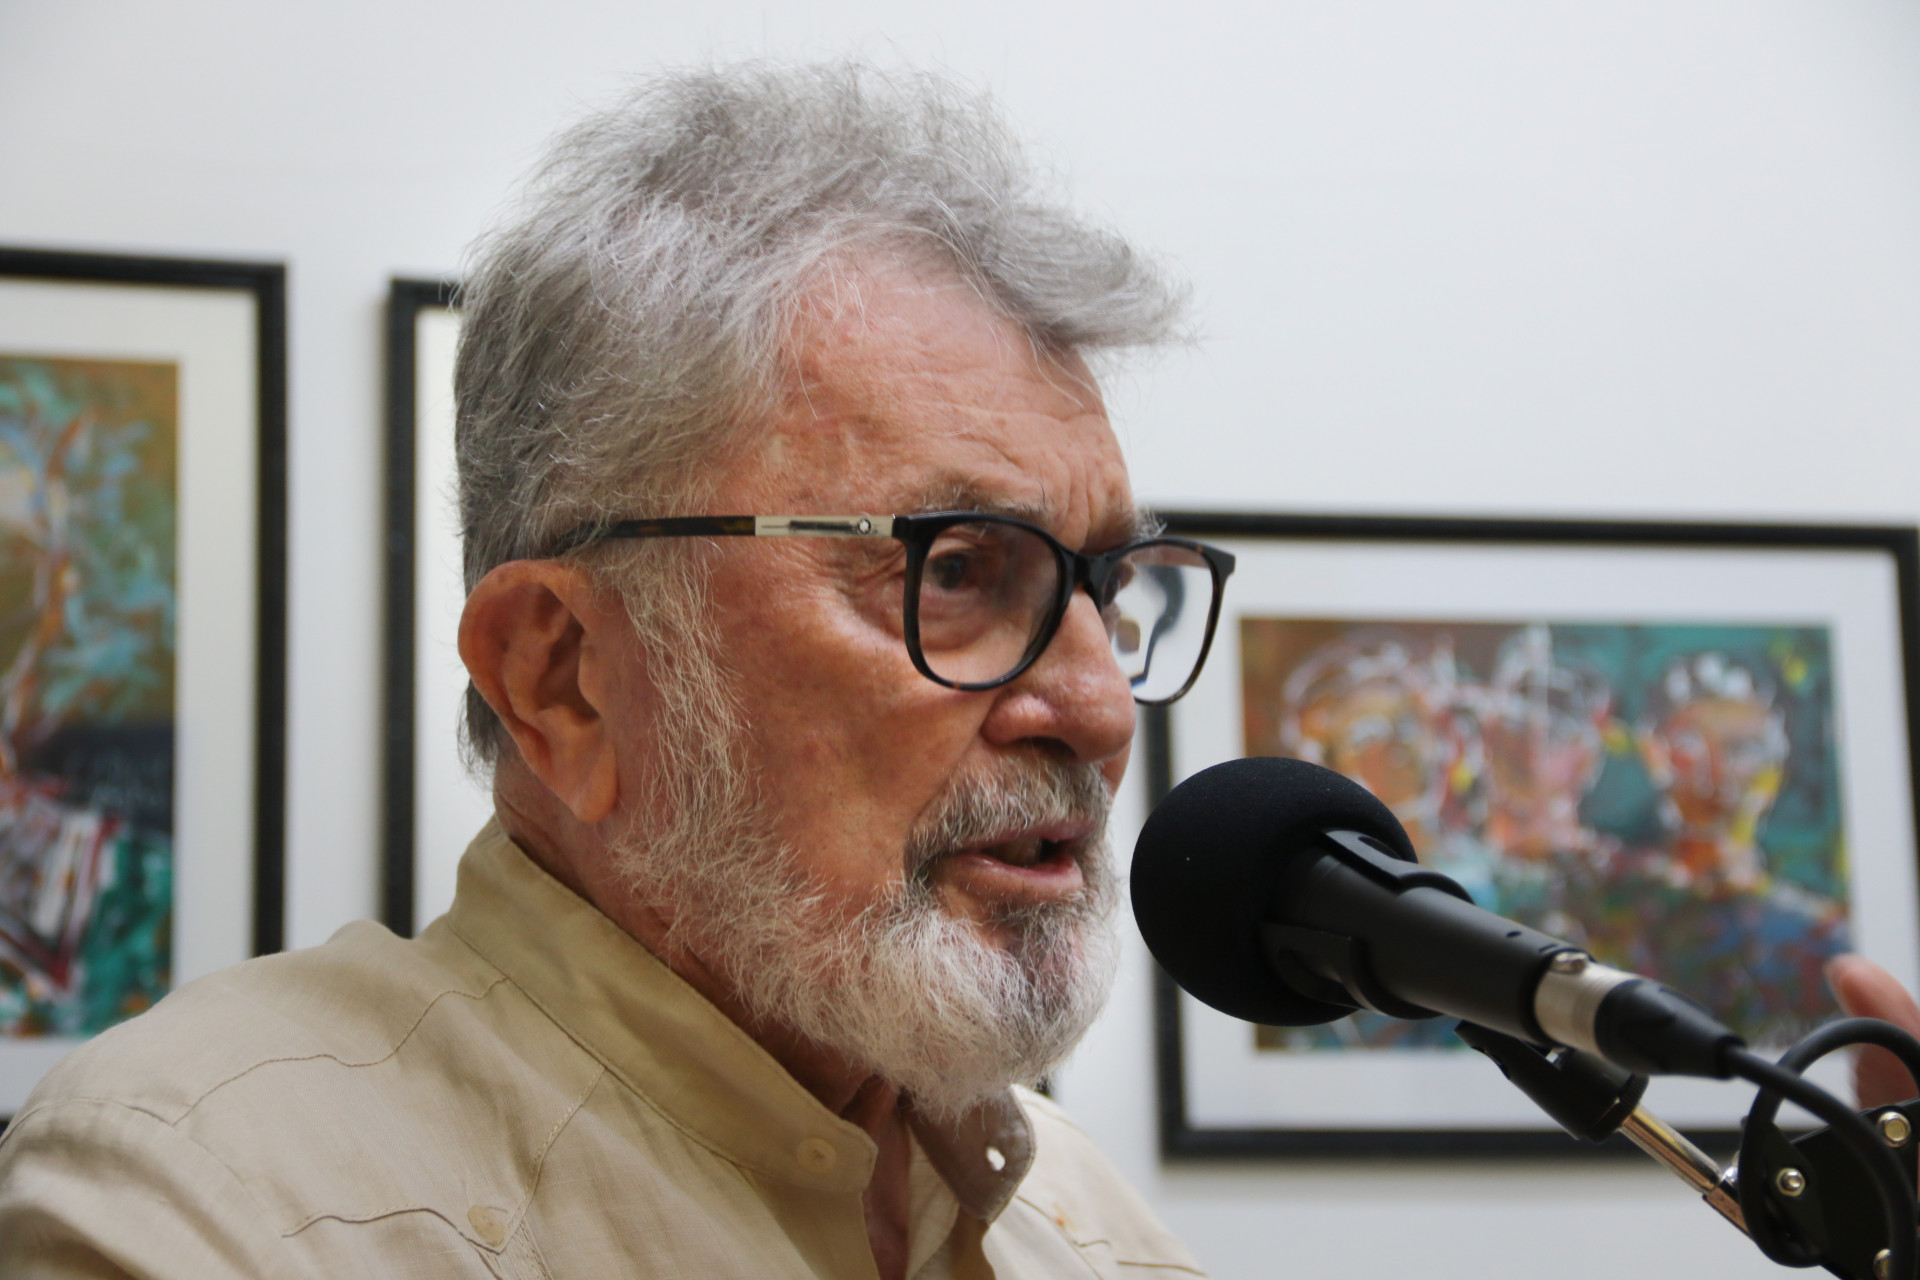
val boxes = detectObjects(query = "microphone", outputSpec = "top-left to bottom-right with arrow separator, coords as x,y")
1130,755 -> 1745,1078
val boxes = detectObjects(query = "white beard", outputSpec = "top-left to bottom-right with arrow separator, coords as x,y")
609,639 -> 1121,1119
738,762 -> 1122,1120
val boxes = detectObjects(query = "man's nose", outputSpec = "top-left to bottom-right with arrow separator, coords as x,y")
981,590 -> 1135,764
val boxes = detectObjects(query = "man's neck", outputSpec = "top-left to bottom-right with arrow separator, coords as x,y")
848,1079 -> 912,1280
496,791 -> 918,1280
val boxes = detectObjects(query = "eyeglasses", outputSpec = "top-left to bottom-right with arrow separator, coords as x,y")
549,512 -> 1236,705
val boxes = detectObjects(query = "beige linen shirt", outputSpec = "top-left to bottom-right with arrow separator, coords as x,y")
0,822 -> 1204,1280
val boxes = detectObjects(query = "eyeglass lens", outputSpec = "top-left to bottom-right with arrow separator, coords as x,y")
914,521 -> 1062,686
913,520 -> 1214,700
1105,542 -> 1215,702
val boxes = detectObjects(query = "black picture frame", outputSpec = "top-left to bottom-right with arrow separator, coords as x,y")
1145,511 -> 1920,1158
0,246 -> 287,1116
381,277 -> 465,937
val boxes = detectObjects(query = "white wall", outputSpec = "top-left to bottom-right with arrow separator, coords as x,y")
5,3 -> 1919,1276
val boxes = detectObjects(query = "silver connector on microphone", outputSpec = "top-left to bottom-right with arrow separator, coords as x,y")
1533,950 -> 1640,1056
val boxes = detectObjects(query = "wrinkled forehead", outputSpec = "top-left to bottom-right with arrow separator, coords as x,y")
737,251 -> 1147,546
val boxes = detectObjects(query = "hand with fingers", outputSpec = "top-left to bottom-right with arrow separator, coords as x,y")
1828,955 -> 1920,1108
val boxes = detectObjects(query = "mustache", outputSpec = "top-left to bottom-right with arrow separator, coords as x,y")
903,759 -> 1113,879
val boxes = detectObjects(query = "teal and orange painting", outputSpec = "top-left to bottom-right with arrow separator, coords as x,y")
0,356 -> 176,1037
1241,617 -> 1846,1052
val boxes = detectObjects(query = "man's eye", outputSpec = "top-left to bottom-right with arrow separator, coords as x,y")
926,551 -> 978,592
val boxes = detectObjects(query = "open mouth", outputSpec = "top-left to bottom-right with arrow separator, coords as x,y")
974,834 -> 1076,870
948,819 -> 1097,879
915,821 -> 1099,910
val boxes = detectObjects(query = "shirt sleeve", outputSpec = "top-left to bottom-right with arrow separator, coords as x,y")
0,1097 -> 309,1280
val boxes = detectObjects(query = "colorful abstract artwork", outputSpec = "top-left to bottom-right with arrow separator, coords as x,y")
1242,618 -> 1847,1052
0,356 -> 175,1038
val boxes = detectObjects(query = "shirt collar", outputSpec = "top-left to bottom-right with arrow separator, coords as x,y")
908,1092 -> 1033,1221
445,820 -> 1032,1219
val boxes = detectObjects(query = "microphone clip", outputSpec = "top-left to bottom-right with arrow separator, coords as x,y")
1454,1021 -> 1648,1144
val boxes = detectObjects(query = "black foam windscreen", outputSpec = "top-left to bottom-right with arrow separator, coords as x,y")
1131,755 -> 1419,1026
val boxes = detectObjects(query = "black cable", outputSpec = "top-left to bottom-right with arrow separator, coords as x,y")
1728,1043 -> 1916,1278
1735,1019 -> 1920,1269
1776,1017 -> 1920,1088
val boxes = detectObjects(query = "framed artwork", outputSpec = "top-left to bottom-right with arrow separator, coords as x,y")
382,278 -> 490,937
0,247 -> 286,1117
1145,512 -> 1920,1156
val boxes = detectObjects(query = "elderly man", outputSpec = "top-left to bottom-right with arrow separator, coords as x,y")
0,63 -> 1220,1278
7,58 -> 1920,1280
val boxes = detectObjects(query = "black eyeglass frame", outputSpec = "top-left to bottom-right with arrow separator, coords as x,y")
547,511 -> 1237,705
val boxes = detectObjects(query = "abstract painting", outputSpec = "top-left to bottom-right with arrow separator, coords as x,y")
0,246 -> 285,1118
0,357 -> 176,1037
1242,618 -> 1846,1052
1143,513 -> 1920,1154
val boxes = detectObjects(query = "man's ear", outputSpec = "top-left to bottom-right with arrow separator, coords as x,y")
459,560 -> 626,825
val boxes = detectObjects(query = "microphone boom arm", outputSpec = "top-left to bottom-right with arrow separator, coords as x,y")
1459,1019 -> 1920,1279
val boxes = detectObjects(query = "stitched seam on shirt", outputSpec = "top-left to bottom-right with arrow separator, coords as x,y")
506,1061 -> 606,1226
273,1063 -> 603,1246
447,917 -> 807,1181
526,1012 -> 756,1176
284,1203 -> 474,1237
504,1222 -> 558,1280
8,1094 -> 191,1135
5,1097 -> 304,1269
176,975 -> 514,1122
1009,1194 -> 1109,1279
1012,1193 -> 1203,1274
1060,1230 -> 1209,1274
445,908 -> 860,1186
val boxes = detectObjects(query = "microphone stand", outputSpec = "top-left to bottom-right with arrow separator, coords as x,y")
1613,1106 -> 1746,1234
1456,1021 -> 1920,1279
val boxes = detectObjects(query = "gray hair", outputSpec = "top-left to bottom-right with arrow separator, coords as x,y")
455,59 -> 1187,764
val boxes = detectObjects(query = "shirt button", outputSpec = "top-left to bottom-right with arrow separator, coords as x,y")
796,1137 -> 838,1174
467,1205 -> 510,1248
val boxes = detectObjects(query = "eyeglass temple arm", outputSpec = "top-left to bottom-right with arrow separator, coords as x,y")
552,515 -> 897,554
753,516 -> 896,537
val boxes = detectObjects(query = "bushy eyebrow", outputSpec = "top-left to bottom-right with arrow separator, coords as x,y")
895,478 -> 1048,524
892,477 -> 1158,545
